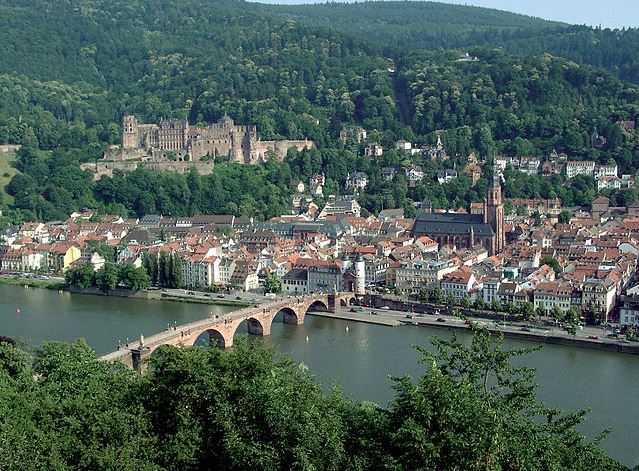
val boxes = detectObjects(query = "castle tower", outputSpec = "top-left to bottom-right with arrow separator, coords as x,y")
122,114 -> 139,149
484,163 -> 504,255
355,254 -> 366,296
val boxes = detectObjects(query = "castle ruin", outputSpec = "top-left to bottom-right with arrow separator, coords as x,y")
83,114 -> 314,179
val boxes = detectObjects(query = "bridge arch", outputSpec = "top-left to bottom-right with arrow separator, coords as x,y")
307,299 -> 329,313
234,316 -> 272,337
246,317 -> 267,336
194,328 -> 228,348
274,306 -> 302,325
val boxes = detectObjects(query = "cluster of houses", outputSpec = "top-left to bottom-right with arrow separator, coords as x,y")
345,119 -> 637,194
495,152 -> 635,191
4,190 -> 639,328
342,123 -> 637,196
339,123 -> 450,163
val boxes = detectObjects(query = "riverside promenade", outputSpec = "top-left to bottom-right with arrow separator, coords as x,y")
331,305 -> 639,355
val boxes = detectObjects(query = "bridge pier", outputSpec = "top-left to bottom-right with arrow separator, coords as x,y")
282,310 -> 303,325
247,317 -> 271,336
131,346 -> 151,373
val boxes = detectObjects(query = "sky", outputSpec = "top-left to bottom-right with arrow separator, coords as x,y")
440,0 -> 639,28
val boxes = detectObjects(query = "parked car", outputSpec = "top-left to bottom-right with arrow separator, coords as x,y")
588,335 -> 599,340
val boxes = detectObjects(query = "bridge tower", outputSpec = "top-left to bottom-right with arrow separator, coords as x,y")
355,254 -> 366,296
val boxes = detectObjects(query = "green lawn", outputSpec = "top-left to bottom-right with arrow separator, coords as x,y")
0,151 -> 18,204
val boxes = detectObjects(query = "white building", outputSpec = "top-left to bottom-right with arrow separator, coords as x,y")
181,253 -> 220,289
395,259 -> 457,294
345,172 -> 368,191
533,281 -> 573,314
405,166 -> 425,184
440,267 -> 478,301
566,161 -> 595,179
619,295 -> 639,327
518,156 -> 541,176
581,278 -> 617,322
597,176 -> 622,191
362,254 -> 389,287
395,140 -> 412,152
282,268 -> 309,295
437,169 -> 458,184
482,278 -> 501,304
595,163 -> 618,178
364,143 -> 383,157
318,195 -> 361,219
218,258 -> 236,287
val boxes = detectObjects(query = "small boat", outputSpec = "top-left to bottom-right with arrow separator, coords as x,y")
305,335 -> 309,343
16,308 -> 21,314
345,325 -> 350,332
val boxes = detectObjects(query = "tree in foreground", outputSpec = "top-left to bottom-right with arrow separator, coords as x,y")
263,273 -> 282,294
0,327 -> 625,470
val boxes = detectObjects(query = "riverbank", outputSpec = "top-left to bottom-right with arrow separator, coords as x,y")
67,286 -> 253,308
307,311 -> 401,326
403,316 -> 639,355
157,292 -> 252,308
0,275 -> 64,290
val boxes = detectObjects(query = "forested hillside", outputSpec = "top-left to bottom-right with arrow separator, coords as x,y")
1,0 -> 639,224
399,49 -> 639,165
268,1 -> 639,84
265,1 -> 565,52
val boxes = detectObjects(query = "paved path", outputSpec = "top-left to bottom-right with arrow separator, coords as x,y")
307,310 -> 401,326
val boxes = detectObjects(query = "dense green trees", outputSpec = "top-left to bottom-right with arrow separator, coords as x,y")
0,328 -> 623,469
263,273 -> 282,294
65,262 -> 149,292
64,263 -> 95,289
268,2 -> 639,86
142,252 -> 183,289
400,50 -> 639,168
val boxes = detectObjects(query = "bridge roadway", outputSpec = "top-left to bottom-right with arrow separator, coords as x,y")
100,293 -> 355,370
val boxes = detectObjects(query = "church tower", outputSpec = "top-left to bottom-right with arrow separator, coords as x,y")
484,163 -> 505,255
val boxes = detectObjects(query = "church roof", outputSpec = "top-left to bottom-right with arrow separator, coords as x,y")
412,213 -> 494,237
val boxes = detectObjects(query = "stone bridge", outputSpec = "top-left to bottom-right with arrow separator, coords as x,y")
100,293 -> 356,371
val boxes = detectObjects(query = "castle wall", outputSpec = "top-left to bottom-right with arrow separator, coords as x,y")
94,115 -> 315,179
254,139 -> 314,162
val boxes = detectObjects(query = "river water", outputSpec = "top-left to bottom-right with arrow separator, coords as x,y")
1,285 -> 638,466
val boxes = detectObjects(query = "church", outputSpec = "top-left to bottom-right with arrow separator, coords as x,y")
412,168 -> 505,256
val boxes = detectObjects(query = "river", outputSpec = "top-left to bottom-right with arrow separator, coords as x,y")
1,284 -> 638,467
